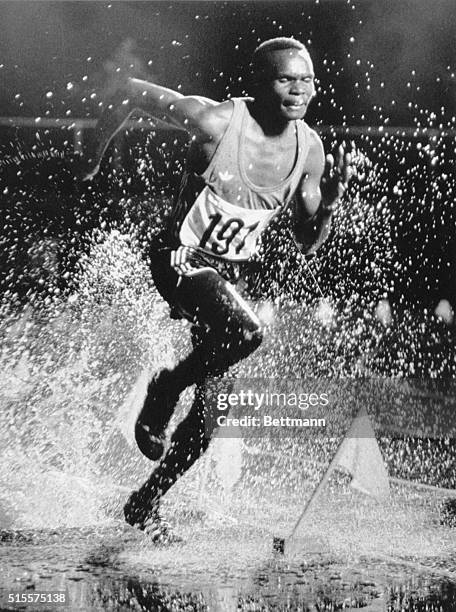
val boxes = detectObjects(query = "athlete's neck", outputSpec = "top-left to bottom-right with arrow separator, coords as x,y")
248,100 -> 292,137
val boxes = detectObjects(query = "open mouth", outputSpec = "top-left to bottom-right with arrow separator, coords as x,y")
284,101 -> 306,110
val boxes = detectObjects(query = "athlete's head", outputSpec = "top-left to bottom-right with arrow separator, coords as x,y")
250,37 -> 316,122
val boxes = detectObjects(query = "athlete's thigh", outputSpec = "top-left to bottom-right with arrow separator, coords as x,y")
176,268 -> 260,334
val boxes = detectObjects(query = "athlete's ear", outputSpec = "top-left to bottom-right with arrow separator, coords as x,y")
309,78 -> 318,100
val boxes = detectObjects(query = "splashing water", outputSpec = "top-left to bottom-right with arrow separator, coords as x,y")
0,2 -> 456,607
0,227 -> 178,529
2,211 -> 454,543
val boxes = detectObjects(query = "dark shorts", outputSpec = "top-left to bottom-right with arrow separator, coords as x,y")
149,238 -> 257,328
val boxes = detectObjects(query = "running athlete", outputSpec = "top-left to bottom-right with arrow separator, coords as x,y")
82,37 -> 351,537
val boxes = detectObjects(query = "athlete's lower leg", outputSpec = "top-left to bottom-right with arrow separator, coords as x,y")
135,269 -> 263,461
135,368 -> 181,461
126,382 -> 215,528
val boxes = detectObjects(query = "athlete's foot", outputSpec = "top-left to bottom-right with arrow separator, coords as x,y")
135,369 -> 180,461
124,492 -> 182,544
143,516 -> 182,544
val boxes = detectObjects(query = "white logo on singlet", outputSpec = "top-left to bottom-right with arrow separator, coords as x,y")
218,171 -> 234,182
179,186 -> 278,261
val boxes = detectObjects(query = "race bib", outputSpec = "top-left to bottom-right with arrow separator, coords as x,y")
179,186 -> 278,261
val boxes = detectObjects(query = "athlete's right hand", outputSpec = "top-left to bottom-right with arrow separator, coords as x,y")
320,143 -> 353,212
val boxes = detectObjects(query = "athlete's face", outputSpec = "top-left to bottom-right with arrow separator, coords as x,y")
256,49 -> 316,121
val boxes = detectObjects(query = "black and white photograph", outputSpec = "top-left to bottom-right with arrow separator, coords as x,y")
1,1 -> 456,610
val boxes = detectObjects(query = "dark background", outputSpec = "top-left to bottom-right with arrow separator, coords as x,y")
0,0 -> 455,126
0,0 -> 455,325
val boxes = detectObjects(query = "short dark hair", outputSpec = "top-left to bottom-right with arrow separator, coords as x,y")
251,37 -> 309,77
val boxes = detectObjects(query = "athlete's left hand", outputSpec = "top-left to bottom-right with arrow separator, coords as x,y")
320,143 -> 353,212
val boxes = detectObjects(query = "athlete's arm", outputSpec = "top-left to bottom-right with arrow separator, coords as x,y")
81,77 -> 224,180
293,133 -> 350,254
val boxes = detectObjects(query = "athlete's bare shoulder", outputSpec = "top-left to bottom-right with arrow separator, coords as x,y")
307,126 -> 324,158
303,126 -> 325,175
192,99 -> 235,144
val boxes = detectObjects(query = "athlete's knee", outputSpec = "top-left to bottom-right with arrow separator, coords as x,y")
226,320 -> 263,357
240,325 -> 263,355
